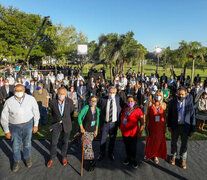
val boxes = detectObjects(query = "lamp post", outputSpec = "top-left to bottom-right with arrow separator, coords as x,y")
155,46 -> 162,72
77,44 -> 88,76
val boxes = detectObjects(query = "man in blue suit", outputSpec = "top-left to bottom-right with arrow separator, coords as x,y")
168,86 -> 196,169
76,80 -> 86,112
97,86 -> 124,161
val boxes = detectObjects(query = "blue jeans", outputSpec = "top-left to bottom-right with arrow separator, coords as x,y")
39,106 -> 47,125
9,119 -> 33,162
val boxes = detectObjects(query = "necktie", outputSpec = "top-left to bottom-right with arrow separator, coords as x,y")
109,99 -> 113,122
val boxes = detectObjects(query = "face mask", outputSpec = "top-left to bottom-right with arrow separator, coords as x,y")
89,101 -> 97,107
18,80 -> 21,82
58,95 -> 65,101
205,88 -> 207,93
37,87 -> 41,90
15,92 -> 24,98
70,89 -> 74,92
109,94 -> 115,99
155,96 -> 162,101
127,102 -> 135,108
5,83 -> 9,86
31,83 -> 34,86
178,96 -> 185,102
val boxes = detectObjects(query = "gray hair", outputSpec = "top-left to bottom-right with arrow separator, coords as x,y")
108,86 -> 117,93
58,87 -> 67,94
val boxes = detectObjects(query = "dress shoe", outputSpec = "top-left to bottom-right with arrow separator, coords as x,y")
181,160 -> 187,169
47,160 -> 54,168
97,154 -> 105,161
62,158 -> 67,166
170,158 -> 175,165
12,161 -> 20,172
108,154 -> 115,161
25,158 -> 32,168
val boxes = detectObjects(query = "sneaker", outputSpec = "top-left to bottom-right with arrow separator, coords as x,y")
13,161 -> 20,172
123,158 -> 130,165
132,160 -> 138,169
25,158 -> 32,168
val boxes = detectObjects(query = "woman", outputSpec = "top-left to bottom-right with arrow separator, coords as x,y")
0,76 -> 5,88
78,96 -> 100,171
67,86 -> 78,111
196,92 -> 207,131
162,83 -> 170,103
120,96 -> 144,169
63,76 -> 70,89
145,91 -> 167,164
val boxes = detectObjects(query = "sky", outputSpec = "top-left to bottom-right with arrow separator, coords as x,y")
1,0 -> 207,52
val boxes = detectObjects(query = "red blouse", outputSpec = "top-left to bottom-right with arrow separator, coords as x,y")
120,105 -> 143,137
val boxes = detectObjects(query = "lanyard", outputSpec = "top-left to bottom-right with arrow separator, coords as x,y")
155,105 -> 160,114
125,106 -> 136,117
177,101 -> 184,112
58,101 -> 64,116
91,108 -> 96,120
15,95 -> 25,106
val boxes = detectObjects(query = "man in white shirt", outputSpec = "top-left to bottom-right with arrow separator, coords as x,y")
1,84 -> 40,172
7,74 -> 15,85
49,72 -> 56,84
56,71 -> 64,82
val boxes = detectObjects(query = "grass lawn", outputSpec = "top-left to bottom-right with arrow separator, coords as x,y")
0,64 -> 207,140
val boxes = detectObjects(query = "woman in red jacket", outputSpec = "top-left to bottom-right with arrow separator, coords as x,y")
145,91 -> 167,164
120,96 -> 145,169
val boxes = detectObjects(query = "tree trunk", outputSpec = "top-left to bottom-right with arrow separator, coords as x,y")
110,63 -> 113,84
183,63 -> 187,78
191,59 -> 195,85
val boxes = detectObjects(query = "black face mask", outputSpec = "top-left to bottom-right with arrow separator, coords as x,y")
178,96 -> 185,101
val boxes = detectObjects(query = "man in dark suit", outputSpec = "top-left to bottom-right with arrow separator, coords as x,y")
97,86 -> 124,161
0,79 -> 14,102
76,80 -> 86,112
194,74 -> 201,84
168,87 -> 195,169
47,87 -> 74,168
160,73 -> 168,84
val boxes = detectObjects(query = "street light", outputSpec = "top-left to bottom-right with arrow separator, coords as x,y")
155,46 -> 162,72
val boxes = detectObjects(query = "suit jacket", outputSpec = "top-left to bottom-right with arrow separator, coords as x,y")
49,97 -> 74,133
97,95 -> 124,128
0,85 -> 14,100
167,97 -> 196,135
77,85 -> 86,101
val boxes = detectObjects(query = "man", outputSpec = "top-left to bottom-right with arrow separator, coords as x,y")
33,83 -> 50,125
7,74 -> 15,85
47,87 -> 74,167
160,73 -> 168,84
194,74 -> 201,84
0,79 -> 14,102
22,75 -> 30,89
56,71 -> 64,82
0,84 -> 40,172
168,87 -> 196,169
97,87 -> 124,161
43,75 -> 51,94
77,80 -> 86,112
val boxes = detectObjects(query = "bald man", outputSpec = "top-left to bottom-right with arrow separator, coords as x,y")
47,87 -> 74,168
1,84 -> 40,172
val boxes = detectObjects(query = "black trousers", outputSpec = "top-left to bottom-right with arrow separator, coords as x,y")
123,136 -> 137,161
50,124 -> 70,160
100,122 -> 118,156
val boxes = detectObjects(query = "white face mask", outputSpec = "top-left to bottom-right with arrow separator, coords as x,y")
155,95 -> 162,101
109,94 -> 115,99
15,92 -> 24,98
58,95 -> 65,101
5,83 -> 9,86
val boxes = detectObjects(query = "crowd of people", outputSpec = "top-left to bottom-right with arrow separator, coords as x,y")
0,65 -> 207,173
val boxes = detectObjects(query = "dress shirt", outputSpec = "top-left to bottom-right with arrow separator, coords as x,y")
177,99 -> 185,124
1,94 -> 40,133
105,97 -> 117,122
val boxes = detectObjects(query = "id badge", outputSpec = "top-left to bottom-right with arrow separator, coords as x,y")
123,118 -> 127,125
155,116 -> 160,122
91,93 -> 93,96
91,121 -> 96,126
